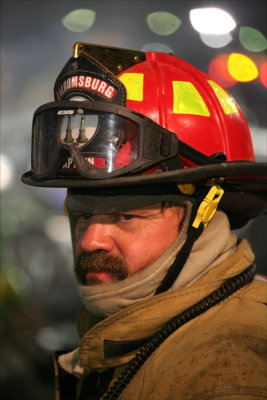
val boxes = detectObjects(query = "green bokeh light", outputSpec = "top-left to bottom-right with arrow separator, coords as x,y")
62,9 -> 96,33
146,11 -> 181,36
239,26 -> 267,52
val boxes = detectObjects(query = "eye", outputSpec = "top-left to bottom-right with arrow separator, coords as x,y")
120,214 -> 135,220
78,213 -> 92,222
116,213 -> 138,222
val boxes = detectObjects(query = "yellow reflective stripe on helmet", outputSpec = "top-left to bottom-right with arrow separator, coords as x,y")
208,80 -> 238,114
119,73 -> 144,101
172,81 -> 210,116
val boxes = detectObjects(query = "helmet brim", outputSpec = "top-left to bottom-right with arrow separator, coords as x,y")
21,161 -> 267,230
22,160 -> 267,192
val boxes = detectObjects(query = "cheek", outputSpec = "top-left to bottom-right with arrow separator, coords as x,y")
68,217 -> 84,259
122,220 -> 179,276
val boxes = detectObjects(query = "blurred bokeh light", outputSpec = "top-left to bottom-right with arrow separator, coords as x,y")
141,42 -> 174,53
189,7 -> 236,34
199,32 -> 233,48
0,153 -> 15,191
62,8 -> 96,32
208,54 -> 238,87
228,53 -> 259,81
239,26 -> 267,52
259,61 -> 267,88
146,11 -> 182,35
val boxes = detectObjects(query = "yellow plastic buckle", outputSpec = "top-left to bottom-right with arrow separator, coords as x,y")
177,183 -> 195,195
192,185 -> 224,229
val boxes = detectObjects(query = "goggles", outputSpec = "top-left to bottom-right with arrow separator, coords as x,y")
31,100 -> 179,180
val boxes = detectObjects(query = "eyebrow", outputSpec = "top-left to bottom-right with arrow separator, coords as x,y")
70,203 -> 164,218
113,209 -> 164,218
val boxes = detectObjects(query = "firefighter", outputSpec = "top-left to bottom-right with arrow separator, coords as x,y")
22,43 -> 267,400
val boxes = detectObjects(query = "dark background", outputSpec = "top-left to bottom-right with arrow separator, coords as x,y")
1,1 -> 266,398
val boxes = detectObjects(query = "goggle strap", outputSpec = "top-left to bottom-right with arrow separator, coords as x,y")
160,156 -> 184,172
179,141 -> 223,166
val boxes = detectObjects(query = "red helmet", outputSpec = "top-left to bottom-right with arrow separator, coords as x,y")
118,50 -> 254,165
22,43 -> 267,226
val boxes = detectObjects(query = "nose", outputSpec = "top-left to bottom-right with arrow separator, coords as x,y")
80,218 -> 115,254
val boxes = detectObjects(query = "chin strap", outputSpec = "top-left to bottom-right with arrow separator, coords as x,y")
155,185 -> 224,295
155,211 -> 203,295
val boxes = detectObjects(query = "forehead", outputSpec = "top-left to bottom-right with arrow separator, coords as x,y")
65,183 -> 192,214
65,193 -> 164,215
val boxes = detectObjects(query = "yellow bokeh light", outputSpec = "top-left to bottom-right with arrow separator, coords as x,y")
228,53 -> 259,82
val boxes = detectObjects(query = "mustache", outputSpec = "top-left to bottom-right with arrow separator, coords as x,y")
75,251 -> 127,284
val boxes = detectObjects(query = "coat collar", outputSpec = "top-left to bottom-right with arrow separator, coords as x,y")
77,239 -> 254,371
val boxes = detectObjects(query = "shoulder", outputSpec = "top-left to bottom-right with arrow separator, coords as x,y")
139,280 -> 267,400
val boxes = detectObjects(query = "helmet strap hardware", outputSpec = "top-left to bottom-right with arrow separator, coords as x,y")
205,177 -> 225,186
192,185 -> 224,229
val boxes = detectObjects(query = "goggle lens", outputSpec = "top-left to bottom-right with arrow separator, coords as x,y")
31,101 -> 178,180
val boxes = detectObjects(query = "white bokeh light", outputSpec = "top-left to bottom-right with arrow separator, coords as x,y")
200,33 -> 233,48
190,8 -> 236,35
0,153 -> 15,191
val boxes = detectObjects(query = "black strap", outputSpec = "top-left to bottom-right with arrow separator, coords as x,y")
155,201 -> 204,295
178,140 -> 223,166
78,369 -> 114,400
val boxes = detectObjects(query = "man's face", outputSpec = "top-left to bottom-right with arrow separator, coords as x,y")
69,203 -> 184,286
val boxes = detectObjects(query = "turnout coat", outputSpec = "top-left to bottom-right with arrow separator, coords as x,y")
55,239 -> 267,400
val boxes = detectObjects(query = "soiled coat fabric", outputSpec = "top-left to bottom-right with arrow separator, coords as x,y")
55,239 -> 267,400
